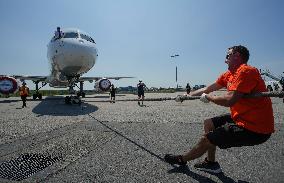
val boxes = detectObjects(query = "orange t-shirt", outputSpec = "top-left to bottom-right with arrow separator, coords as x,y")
19,86 -> 29,96
216,64 -> 274,134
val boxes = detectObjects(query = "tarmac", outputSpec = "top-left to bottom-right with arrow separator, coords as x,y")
0,92 -> 283,183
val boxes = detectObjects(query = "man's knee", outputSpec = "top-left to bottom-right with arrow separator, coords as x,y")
204,118 -> 214,133
200,135 -> 215,148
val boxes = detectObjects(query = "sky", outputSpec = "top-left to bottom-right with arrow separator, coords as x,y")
0,0 -> 283,89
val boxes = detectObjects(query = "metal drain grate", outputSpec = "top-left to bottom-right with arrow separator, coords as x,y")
0,153 -> 61,181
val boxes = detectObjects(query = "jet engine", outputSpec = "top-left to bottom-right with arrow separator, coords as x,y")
95,78 -> 111,92
0,76 -> 19,94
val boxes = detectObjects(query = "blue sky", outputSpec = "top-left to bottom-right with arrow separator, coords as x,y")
0,0 -> 283,89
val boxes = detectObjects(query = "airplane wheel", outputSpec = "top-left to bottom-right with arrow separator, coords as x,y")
38,93 -> 42,100
33,94 -> 37,100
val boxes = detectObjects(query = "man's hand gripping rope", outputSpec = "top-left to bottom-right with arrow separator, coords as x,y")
174,91 -> 284,103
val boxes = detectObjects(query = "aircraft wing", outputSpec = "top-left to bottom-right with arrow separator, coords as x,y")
12,75 -> 48,82
79,76 -> 134,82
6,75 -> 134,83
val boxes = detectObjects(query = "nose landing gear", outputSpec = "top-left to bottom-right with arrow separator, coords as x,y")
65,85 -> 82,105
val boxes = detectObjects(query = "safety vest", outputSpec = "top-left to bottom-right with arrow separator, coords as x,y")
19,86 -> 29,96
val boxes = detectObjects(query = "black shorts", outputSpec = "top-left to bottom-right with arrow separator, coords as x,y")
206,114 -> 271,149
138,91 -> 144,97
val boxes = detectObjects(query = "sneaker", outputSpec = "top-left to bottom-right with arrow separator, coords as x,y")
194,158 -> 222,173
138,101 -> 140,105
164,154 -> 187,166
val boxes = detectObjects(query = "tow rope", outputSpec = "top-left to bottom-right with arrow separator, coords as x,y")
112,91 -> 284,102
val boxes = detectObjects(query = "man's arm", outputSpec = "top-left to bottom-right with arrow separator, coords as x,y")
190,83 -> 223,96
206,90 -> 244,107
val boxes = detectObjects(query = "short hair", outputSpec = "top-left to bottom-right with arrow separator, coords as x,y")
229,45 -> 250,63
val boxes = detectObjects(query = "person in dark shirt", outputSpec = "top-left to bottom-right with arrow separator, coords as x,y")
109,84 -> 116,103
137,80 -> 146,105
186,83 -> 191,94
54,27 -> 63,39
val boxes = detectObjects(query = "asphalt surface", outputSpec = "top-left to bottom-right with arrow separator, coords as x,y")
0,92 -> 283,183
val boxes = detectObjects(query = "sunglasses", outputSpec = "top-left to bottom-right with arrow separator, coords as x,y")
226,53 -> 234,59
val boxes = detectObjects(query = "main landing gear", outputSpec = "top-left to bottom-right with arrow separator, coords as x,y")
32,81 -> 47,100
33,93 -> 42,100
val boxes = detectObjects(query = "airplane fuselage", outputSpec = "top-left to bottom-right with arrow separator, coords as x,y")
47,28 -> 98,87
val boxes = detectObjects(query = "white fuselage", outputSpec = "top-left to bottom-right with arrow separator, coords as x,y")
47,28 -> 98,87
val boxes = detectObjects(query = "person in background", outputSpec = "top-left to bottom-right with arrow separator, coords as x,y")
19,82 -> 29,108
109,84 -> 116,103
54,27 -> 63,39
137,80 -> 146,105
186,83 -> 191,94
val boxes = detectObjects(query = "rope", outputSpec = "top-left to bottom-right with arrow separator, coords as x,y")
115,97 -> 174,102
112,91 -> 284,102
178,91 -> 284,101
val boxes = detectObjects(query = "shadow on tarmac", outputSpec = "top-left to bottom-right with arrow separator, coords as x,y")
168,165 -> 248,183
138,104 -> 149,107
32,96 -> 98,116
168,165 -> 216,183
206,171 -> 249,183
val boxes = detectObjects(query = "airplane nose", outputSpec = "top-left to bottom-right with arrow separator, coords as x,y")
59,41 -> 97,76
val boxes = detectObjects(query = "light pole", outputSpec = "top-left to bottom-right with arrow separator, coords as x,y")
170,54 -> 179,89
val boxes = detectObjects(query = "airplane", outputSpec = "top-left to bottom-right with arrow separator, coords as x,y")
0,27 -> 133,104
260,69 -> 284,92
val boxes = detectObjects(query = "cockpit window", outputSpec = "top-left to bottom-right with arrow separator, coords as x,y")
63,32 -> 79,38
80,34 -> 95,43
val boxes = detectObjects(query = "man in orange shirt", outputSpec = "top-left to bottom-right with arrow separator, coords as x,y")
164,45 -> 274,173
19,82 -> 29,108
